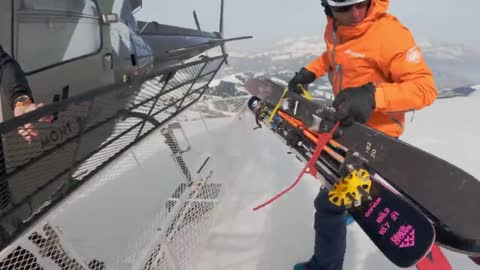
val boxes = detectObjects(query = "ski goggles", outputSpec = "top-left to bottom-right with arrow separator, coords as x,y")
330,0 -> 369,13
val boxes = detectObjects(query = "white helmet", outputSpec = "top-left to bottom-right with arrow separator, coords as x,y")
325,0 -> 368,7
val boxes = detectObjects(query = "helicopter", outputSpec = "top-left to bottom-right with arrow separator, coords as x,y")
0,0 -> 252,122
0,0 -> 252,253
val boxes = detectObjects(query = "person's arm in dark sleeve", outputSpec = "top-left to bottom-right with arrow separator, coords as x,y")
0,46 -> 53,143
0,46 -> 34,109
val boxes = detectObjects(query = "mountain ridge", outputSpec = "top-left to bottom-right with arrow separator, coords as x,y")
220,37 -> 480,90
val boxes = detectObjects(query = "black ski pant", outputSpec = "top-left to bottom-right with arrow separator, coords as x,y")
308,186 -> 347,270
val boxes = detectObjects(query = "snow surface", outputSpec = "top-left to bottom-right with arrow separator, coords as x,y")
6,91 -> 478,269
194,97 -> 480,270
402,87 -> 480,180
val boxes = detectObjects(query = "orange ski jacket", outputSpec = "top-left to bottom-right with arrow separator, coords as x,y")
306,0 -> 437,137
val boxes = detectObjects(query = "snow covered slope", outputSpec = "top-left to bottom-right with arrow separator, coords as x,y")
195,87 -> 480,269
402,84 -> 480,181
6,83 -> 477,270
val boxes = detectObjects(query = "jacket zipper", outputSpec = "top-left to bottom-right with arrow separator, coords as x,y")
330,22 -> 410,130
331,24 -> 343,95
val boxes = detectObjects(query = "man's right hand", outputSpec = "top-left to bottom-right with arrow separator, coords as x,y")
288,67 -> 317,94
318,109 -> 343,139
14,102 -> 54,143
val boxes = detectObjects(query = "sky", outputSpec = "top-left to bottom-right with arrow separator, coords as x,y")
134,0 -> 480,51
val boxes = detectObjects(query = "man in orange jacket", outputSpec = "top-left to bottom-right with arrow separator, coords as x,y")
289,0 -> 437,269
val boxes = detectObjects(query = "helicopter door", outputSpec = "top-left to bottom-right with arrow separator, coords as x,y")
6,0 -> 106,121
0,2 -> 14,55
14,0 -> 102,74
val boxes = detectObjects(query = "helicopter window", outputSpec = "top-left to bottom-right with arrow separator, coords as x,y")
17,0 -> 98,16
14,0 -> 101,73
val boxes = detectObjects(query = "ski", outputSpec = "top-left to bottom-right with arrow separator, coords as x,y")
245,77 -> 480,255
255,106 -> 436,268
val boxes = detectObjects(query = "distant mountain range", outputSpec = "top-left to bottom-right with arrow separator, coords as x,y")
207,71 -> 479,102
189,68 -> 479,122
218,36 -> 480,91
208,71 -> 333,101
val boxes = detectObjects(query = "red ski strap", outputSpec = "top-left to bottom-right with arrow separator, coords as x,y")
253,122 -> 340,211
416,244 -> 452,270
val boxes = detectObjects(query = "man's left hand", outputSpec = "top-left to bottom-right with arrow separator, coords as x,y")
333,83 -> 376,126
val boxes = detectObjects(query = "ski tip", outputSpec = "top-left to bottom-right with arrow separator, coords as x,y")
247,96 -> 261,111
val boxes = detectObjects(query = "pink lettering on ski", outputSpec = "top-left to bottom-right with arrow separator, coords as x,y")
365,197 -> 382,218
391,225 -> 415,248
379,222 -> 390,235
376,207 -> 391,224
390,211 -> 400,221
400,229 -> 416,248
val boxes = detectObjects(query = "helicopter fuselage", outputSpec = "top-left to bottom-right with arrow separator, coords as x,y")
0,0 -> 223,122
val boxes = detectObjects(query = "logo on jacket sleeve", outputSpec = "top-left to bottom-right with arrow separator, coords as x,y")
406,46 -> 422,64
345,49 -> 365,59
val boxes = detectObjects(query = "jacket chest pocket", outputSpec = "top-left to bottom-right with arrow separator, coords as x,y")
334,50 -> 381,91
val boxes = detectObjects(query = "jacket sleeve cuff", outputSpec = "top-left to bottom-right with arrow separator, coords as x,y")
304,65 -> 320,79
374,84 -> 386,111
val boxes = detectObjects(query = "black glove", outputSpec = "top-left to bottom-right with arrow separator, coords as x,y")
318,109 -> 343,139
333,83 -> 376,126
288,67 -> 316,94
